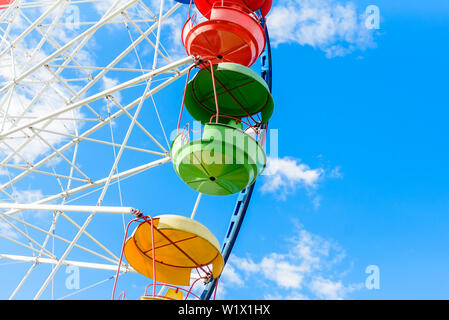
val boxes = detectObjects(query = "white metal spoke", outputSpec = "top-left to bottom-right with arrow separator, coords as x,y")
30,128 -> 94,183
190,193 -> 202,219
0,203 -> 136,214
0,66 -> 190,193
9,210 -> 61,300
58,211 -> 120,262
33,65 -> 152,301
33,127 -> 166,156
0,234 -> 54,258
107,95 -> 169,153
0,210 -> 124,264
0,254 -> 135,273
0,215 -> 56,258
3,157 -> 171,217
0,0 -> 139,96
0,56 -> 193,139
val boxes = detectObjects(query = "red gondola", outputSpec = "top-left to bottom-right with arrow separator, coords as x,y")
194,0 -> 273,19
0,0 -> 14,9
181,5 -> 265,67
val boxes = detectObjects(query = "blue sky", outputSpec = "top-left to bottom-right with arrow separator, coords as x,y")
0,0 -> 448,300
223,0 -> 449,299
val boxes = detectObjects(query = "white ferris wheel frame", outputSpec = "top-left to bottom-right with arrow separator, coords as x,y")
0,0 -> 213,300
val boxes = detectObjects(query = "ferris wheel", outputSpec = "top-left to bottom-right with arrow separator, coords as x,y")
0,0 -> 274,300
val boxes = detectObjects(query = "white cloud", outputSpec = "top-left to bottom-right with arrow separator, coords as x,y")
312,195 -> 322,210
309,276 -> 345,299
268,0 -> 377,57
93,0 -> 129,15
329,165 -> 344,179
221,224 -> 361,300
229,254 -> 308,289
229,255 -> 260,274
0,189 -> 43,239
261,156 -> 324,199
221,263 -> 245,287
260,254 -> 308,289
309,276 -> 361,299
0,5 -> 87,165
265,292 -> 309,300
11,189 -> 43,204
0,220 -> 19,239
162,13 -> 189,61
0,84 -> 83,164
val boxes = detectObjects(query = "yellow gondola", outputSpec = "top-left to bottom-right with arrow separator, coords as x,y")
140,288 -> 184,300
124,215 -> 224,287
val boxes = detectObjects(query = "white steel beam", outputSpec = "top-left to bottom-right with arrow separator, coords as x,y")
0,254 -> 136,273
0,203 -> 137,214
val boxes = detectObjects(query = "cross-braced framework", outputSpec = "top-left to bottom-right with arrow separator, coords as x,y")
0,0 -> 208,299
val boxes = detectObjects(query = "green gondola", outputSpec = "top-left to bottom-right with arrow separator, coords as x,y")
184,62 -> 274,124
171,120 -> 266,196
